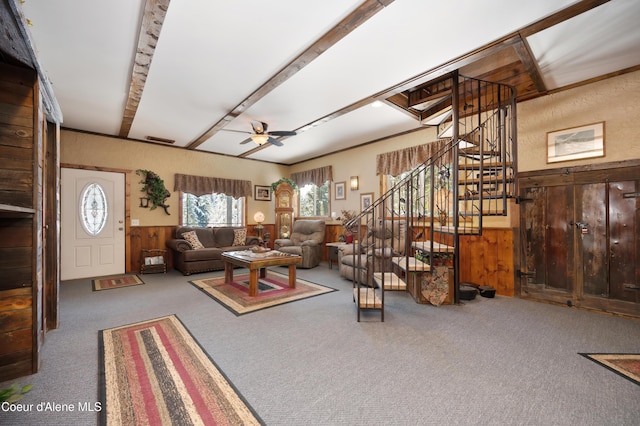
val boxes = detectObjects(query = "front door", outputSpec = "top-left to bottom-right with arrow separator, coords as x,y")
61,168 -> 125,280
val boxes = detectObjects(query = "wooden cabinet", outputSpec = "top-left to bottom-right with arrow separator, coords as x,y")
0,56 -> 61,379
0,63 -> 40,381
518,160 -> 640,318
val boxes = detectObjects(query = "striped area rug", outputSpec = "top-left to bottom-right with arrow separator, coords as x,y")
190,270 -> 337,316
99,315 -> 263,425
93,274 -> 144,291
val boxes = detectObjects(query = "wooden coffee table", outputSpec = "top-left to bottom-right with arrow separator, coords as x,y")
222,251 -> 302,297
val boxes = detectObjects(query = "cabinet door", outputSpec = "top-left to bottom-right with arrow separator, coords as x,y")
577,180 -> 640,305
519,185 -> 574,303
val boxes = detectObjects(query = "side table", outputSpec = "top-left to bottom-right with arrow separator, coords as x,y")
326,242 -> 348,269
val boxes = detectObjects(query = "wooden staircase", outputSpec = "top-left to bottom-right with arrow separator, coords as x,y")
351,71 -> 517,321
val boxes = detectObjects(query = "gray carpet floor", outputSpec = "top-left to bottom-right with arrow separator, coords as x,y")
2,263 -> 639,425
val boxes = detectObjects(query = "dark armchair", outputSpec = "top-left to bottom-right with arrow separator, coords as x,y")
274,220 -> 326,268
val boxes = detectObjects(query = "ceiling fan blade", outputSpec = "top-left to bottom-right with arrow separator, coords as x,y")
268,130 -> 296,137
267,137 -> 283,146
221,128 -> 252,134
239,137 -> 253,145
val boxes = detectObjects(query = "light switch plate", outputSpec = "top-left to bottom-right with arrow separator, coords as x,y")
131,219 -> 139,226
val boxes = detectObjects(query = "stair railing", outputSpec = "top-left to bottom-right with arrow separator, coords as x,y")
349,73 -> 516,320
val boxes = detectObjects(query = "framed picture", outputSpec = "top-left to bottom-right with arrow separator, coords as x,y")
254,185 -> 272,201
360,192 -> 373,211
335,181 -> 346,200
547,122 -> 605,163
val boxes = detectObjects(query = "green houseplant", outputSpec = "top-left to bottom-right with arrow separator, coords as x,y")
0,383 -> 32,403
136,169 -> 171,215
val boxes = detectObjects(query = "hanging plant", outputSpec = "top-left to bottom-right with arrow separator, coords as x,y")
136,169 -> 171,215
270,177 -> 298,191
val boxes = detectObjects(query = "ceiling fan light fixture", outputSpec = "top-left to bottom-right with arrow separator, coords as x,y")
251,134 -> 269,145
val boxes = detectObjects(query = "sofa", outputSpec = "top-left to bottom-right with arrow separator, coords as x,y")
273,219 -> 326,269
166,226 -> 260,275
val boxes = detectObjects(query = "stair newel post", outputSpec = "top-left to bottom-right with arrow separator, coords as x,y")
477,78 -> 485,234
452,70 -> 461,305
510,86 -> 518,197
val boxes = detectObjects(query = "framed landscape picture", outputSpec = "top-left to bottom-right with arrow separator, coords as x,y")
547,122 -> 605,163
254,185 -> 271,201
335,181 -> 346,200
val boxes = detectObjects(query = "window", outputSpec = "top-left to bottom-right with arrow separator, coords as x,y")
80,182 -> 108,236
384,164 -> 452,217
298,182 -> 329,217
181,192 -> 244,226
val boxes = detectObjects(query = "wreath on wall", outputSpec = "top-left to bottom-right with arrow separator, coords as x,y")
270,177 -> 298,192
136,169 -> 171,215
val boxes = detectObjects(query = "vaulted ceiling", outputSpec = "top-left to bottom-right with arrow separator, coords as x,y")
6,0 -> 640,165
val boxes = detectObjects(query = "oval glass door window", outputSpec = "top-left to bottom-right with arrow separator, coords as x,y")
80,182 -> 108,236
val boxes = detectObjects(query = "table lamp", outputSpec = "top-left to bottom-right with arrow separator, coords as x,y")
253,211 -> 265,240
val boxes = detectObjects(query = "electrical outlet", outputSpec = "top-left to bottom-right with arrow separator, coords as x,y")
131,219 -> 139,226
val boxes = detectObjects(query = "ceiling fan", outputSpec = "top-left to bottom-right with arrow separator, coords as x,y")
226,121 -> 296,146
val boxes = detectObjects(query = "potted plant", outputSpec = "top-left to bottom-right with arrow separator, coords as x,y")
136,169 -> 171,214
340,209 -> 358,243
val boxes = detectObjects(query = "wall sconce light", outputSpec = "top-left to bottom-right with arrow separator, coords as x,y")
253,211 -> 265,240
139,197 -> 150,208
350,176 -> 359,191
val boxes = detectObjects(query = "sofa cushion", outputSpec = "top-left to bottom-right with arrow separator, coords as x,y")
176,226 -> 216,248
214,227 -> 236,247
232,228 -> 247,246
181,247 -> 224,262
181,230 -> 204,249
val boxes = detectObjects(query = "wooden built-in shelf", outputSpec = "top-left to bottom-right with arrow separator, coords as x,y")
0,204 -> 35,217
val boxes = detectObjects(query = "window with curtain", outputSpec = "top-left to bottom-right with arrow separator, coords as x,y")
290,165 -> 333,218
378,140 -> 452,217
174,173 -> 251,226
181,193 -> 244,226
298,182 -> 329,217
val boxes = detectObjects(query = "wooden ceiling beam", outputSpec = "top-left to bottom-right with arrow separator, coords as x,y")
118,0 -> 171,138
189,0 -> 395,151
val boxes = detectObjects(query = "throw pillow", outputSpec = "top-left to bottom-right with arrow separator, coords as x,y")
233,228 -> 247,246
182,230 -> 205,249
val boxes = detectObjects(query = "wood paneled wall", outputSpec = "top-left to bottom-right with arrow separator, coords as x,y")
128,224 -> 515,296
0,63 -> 41,381
458,229 -> 514,296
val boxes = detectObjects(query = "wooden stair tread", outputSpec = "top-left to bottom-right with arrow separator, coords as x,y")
373,272 -> 406,291
353,288 -> 382,309
411,240 -> 455,253
433,225 -> 480,234
458,191 -> 510,200
458,161 -> 514,170
460,209 -> 507,216
457,177 -> 514,185
392,256 -> 431,272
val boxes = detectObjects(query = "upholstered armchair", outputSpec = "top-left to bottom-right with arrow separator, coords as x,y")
339,220 -> 406,285
274,220 -> 326,268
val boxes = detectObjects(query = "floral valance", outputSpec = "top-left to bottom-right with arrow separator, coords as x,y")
376,139 -> 452,176
174,173 -> 252,199
290,165 -> 333,187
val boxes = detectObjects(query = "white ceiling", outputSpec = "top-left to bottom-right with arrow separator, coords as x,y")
21,0 -> 640,165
